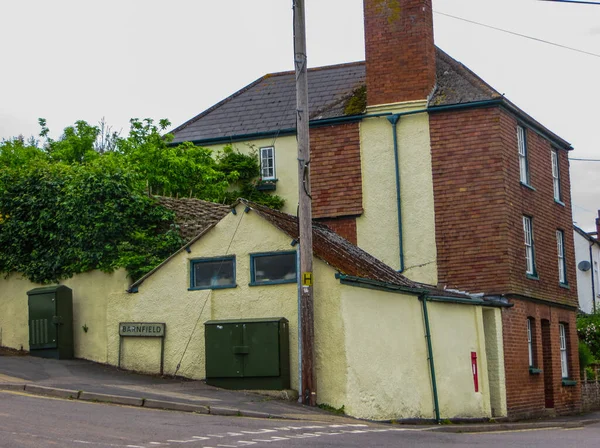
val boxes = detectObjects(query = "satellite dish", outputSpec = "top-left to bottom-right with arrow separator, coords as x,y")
578,260 -> 592,272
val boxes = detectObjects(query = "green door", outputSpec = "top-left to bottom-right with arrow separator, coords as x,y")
243,322 -> 280,377
28,293 -> 57,350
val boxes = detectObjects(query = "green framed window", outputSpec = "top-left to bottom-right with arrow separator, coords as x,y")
190,256 -> 236,290
250,251 -> 297,286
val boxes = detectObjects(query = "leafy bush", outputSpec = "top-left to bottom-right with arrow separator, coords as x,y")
577,313 -> 600,360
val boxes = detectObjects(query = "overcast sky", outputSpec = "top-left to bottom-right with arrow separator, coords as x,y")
0,0 -> 598,231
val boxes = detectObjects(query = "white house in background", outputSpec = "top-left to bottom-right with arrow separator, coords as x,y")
574,220 -> 600,314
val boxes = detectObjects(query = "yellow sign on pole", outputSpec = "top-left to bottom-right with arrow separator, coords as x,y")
302,272 -> 313,286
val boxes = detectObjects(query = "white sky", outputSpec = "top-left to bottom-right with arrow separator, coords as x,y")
0,0 -> 598,230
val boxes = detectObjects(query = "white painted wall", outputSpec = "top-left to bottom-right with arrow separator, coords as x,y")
574,227 -> 600,314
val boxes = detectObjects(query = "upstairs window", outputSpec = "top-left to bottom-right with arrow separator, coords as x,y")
517,126 -> 530,185
557,230 -> 567,285
551,149 -> 562,202
260,146 -> 276,180
559,323 -> 569,379
523,216 -> 536,276
250,251 -> 297,286
190,256 -> 236,290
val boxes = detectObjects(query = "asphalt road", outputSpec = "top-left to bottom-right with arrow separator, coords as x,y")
1,391 -> 600,448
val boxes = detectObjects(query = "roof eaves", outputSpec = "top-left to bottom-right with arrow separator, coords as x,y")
574,224 -> 600,245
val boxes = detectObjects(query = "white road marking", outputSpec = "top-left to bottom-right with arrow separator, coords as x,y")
237,441 -> 257,445
217,445 -> 238,447
166,440 -> 198,443
240,429 -> 277,435
207,434 -> 225,438
192,436 -> 211,440
73,441 -> 92,444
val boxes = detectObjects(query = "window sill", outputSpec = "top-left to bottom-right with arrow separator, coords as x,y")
526,274 -> 540,281
520,182 -> 536,191
188,284 -> 237,291
562,379 -> 577,387
249,279 -> 296,287
554,199 -> 565,207
559,283 -> 570,289
256,178 -> 278,191
529,367 -> 543,375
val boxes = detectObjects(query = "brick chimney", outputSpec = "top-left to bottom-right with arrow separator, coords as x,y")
363,0 -> 436,106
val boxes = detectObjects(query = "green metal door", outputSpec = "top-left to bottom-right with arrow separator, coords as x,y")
243,321 -> 280,377
205,323 -> 244,378
28,293 -> 57,350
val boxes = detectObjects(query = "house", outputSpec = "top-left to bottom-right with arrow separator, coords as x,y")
574,212 -> 600,314
169,0 -> 581,417
0,197 -> 509,421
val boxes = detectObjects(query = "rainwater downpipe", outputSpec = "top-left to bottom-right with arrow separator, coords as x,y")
387,114 -> 405,272
420,294 -> 441,423
590,241 -> 597,314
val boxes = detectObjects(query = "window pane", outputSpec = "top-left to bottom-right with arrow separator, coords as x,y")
253,253 -> 297,283
260,147 -> 275,180
193,259 -> 234,288
552,150 -> 561,200
527,319 -> 533,367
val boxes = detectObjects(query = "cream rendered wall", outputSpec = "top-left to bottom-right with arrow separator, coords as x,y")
357,101 -> 438,285
107,203 -> 347,397
482,308 -> 508,417
427,302 -> 491,419
204,136 -> 299,216
0,270 -> 129,363
340,285 -> 433,420
341,284 -> 494,421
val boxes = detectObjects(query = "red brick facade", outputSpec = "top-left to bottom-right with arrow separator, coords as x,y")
363,0 -> 436,105
316,216 -> 358,245
430,105 -> 580,417
502,300 -> 581,418
310,123 -> 363,219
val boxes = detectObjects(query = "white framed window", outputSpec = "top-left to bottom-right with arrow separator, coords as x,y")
517,125 -> 530,185
551,149 -> 561,202
527,318 -> 534,367
559,323 -> 569,379
260,146 -> 276,180
557,230 -> 567,284
523,216 -> 536,275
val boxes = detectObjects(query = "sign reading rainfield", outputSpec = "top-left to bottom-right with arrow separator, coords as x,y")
119,322 -> 165,337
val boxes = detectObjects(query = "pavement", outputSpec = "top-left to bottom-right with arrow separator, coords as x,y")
1,348 -> 600,432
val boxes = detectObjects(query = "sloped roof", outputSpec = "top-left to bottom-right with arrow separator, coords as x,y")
170,62 -> 367,144
130,198 -> 477,300
240,200 -> 475,300
171,48 -> 504,145
156,196 -> 230,242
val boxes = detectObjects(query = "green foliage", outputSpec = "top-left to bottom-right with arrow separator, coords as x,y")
0,117 -> 285,283
0,163 -> 183,283
579,341 -> 596,373
317,403 -> 346,415
577,313 -> 600,360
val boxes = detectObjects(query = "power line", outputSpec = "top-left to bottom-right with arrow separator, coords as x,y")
540,0 -> 600,5
434,11 -> 600,59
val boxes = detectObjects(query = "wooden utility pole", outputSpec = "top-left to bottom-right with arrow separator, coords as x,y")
293,0 -> 316,407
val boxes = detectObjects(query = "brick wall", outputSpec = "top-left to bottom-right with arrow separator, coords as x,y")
363,0 -> 435,105
502,299 -> 581,418
310,123 -> 363,219
316,216 -> 358,245
430,106 -> 578,307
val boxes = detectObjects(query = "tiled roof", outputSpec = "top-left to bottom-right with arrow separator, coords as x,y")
241,199 -> 475,299
171,62 -> 366,144
155,196 -> 230,242
170,48 -> 503,144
